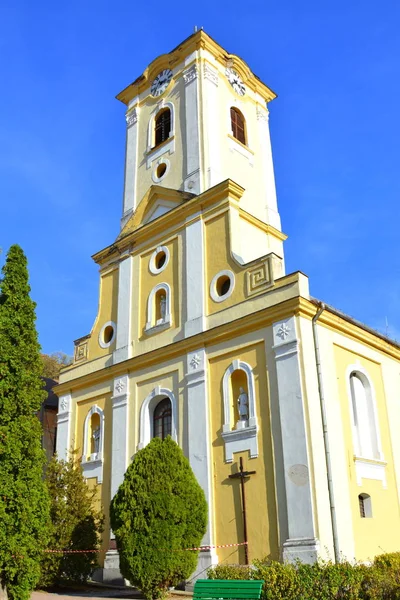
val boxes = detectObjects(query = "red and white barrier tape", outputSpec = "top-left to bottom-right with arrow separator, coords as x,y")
45,541 -> 248,555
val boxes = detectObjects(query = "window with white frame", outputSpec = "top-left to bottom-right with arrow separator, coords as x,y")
349,371 -> 380,460
137,387 -> 177,450
145,283 -> 171,332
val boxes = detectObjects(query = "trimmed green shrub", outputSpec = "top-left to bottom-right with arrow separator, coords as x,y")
38,454 -> 104,588
208,552 -> 400,600
0,245 -> 51,600
110,436 -> 208,600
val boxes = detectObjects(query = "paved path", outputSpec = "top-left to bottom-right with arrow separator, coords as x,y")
31,590 -> 140,599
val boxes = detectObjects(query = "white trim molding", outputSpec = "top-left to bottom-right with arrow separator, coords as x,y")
145,282 -> 172,333
346,363 -> 384,461
98,321 -> 116,349
149,245 -> 170,275
221,360 -> 258,463
210,270 -> 235,303
137,386 -> 178,450
354,457 -> 387,488
82,405 -> 105,484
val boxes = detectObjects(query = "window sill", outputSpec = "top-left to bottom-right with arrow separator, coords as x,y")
146,136 -> 175,168
81,456 -> 103,484
227,134 -> 254,165
221,424 -> 258,463
144,317 -> 172,335
354,456 -> 387,488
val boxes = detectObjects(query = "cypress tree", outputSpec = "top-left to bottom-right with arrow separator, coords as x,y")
0,245 -> 50,600
110,437 -> 208,600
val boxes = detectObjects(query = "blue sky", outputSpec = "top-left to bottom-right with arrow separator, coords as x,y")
1,1 -> 399,355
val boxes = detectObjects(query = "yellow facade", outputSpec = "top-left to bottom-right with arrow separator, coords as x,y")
56,29 -> 400,584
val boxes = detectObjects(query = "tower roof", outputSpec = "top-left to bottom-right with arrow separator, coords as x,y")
116,29 -> 277,106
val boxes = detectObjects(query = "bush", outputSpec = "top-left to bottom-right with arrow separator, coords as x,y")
208,553 -> 400,600
110,436 -> 208,600
37,454 -> 104,588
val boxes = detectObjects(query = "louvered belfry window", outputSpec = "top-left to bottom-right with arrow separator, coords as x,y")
230,107 -> 246,145
155,108 -> 171,147
153,398 -> 172,440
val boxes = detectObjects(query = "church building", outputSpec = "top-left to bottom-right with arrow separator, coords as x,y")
56,30 -> 400,582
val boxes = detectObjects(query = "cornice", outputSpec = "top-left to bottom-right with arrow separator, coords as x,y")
116,30 -> 276,106
92,179 -> 245,265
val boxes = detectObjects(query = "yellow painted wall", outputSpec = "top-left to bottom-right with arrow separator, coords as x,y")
138,236 -> 180,339
74,392 -> 113,564
334,345 -> 400,560
209,342 -> 279,564
205,212 -> 247,315
87,267 -> 119,361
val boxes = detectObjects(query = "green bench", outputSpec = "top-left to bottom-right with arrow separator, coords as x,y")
193,579 -> 264,600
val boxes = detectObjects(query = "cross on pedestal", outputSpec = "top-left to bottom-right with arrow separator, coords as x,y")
229,456 -> 256,565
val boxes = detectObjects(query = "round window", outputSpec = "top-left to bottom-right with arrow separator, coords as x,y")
156,251 -> 166,270
217,275 -> 231,297
156,163 -> 167,179
103,325 -> 114,344
98,321 -> 116,349
210,270 -> 235,303
149,246 -> 170,274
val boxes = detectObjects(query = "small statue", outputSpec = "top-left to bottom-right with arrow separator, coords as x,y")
237,387 -> 249,421
160,294 -> 166,321
92,426 -> 101,454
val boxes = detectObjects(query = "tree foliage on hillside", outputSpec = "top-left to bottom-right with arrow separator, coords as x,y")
38,455 -> 104,588
41,352 -> 73,380
0,245 -> 50,600
110,437 -> 208,600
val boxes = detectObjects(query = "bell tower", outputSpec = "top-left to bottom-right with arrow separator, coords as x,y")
117,30 -> 282,238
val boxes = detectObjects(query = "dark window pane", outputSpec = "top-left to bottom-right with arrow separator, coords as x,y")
155,109 -> 171,147
153,398 -> 172,440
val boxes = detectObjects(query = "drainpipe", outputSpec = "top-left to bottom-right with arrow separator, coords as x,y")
312,302 -> 340,563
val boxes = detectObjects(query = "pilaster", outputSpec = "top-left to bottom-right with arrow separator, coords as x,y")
110,374 -> 130,501
201,63 -> 221,188
56,393 -> 72,461
183,64 -> 202,195
121,106 -> 139,228
185,348 -> 217,577
113,251 -> 133,364
272,316 -> 319,563
184,216 -> 205,337
256,106 -> 281,231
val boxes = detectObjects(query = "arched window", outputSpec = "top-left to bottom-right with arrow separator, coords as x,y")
230,107 -> 246,145
138,387 -> 178,450
349,372 -> 380,460
154,108 -> 171,147
153,398 -> 172,440
81,404 -> 104,483
358,493 -> 372,518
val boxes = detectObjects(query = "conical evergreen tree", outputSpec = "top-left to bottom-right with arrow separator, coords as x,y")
0,245 -> 50,600
110,436 -> 208,600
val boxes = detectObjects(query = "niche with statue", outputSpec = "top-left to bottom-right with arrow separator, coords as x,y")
221,360 -> 258,463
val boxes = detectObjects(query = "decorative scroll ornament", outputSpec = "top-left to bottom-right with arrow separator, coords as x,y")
183,64 -> 198,85
256,107 -> 269,122
203,64 -> 218,86
125,108 -> 138,127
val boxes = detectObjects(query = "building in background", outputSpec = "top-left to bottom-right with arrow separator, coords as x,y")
39,377 -> 58,461
56,30 -> 400,583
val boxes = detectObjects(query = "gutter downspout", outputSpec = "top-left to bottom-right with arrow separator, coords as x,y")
312,302 -> 340,563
